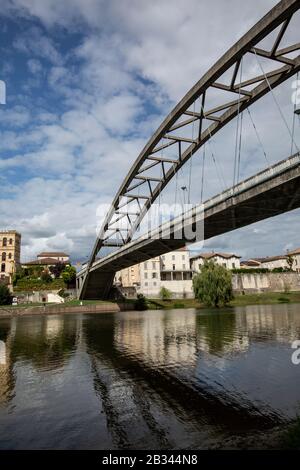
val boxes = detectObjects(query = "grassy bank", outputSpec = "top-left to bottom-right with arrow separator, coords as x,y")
145,291 -> 300,310
230,291 -> 300,306
2,291 -> 300,312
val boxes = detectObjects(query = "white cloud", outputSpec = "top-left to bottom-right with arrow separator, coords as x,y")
0,0 -> 299,262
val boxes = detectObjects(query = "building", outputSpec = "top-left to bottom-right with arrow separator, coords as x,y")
160,247 -> 194,298
0,230 -> 21,286
138,257 -> 161,297
287,248 -> 300,273
116,248 -> 194,298
251,255 -> 289,270
240,259 -> 262,269
22,252 -> 70,274
37,252 -> 69,263
190,252 -> 241,272
115,264 -> 140,287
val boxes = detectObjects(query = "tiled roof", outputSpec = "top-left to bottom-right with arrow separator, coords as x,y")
23,258 -> 68,265
253,255 -> 287,262
190,251 -> 240,260
37,252 -> 69,257
287,248 -> 300,255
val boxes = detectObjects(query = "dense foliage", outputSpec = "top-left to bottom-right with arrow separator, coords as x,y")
193,261 -> 233,307
134,294 -> 148,311
159,286 -> 172,301
0,283 -> 12,305
61,265 -> 77,287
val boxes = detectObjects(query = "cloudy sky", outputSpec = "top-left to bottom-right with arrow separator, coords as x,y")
0,0 -> 299,262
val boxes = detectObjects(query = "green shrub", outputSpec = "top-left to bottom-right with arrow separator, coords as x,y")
159,286 -> 172,301
134,294 -> 148,311
0,284 -> 12,305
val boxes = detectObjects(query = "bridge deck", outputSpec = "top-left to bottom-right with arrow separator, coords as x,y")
78,153 -> 300,299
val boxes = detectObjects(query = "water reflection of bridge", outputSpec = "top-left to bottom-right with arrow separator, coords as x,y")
1,307 -> 300,449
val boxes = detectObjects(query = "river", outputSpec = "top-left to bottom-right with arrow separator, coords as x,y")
0,304 -> 300,449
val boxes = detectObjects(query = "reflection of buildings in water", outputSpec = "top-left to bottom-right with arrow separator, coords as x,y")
114,310 -> 253,365
235,304 -> 300,344
114,311 -> 198,367
45,316 -> 64,340
0,340 -> 5,365
8,315 -> 83,371
0,336 -> 14,406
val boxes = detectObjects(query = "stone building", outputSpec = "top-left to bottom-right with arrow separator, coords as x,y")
190,251 -> 241,272
0,230 -> 21,286
287,248 -> 300,273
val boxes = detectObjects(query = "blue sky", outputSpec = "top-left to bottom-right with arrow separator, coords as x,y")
0,0 -> 299,262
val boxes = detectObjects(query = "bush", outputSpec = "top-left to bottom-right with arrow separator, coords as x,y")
193,261 -> 233,307
134,294 -> 148,311
0,284 -> 12,305
40,270 -> 52,283
159,286 -> 172,301
232,268 -> 270,274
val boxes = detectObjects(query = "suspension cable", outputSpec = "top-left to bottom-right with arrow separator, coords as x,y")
254,49 -> 299,153
200,143 -> 206,203
187,101 -> 196,205
233,58 -> 243,186
247,108 -> 270,166
291,71 -> 299,155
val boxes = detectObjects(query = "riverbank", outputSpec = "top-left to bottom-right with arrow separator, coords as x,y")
0,301 -> 123,317
1,291 -> 300,317
147,291 -> 300,309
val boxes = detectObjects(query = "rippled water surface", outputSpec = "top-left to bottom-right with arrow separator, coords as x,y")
1,304 -> 300,449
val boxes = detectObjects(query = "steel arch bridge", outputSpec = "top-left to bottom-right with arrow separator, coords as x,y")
78,0 -> 300,299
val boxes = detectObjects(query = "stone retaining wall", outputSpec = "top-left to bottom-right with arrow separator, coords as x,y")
232,272 -> 300,293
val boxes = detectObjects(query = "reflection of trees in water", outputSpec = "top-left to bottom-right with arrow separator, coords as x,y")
0,319 -> 15,405
10,315 -> 80,370
195,311 -> 237,355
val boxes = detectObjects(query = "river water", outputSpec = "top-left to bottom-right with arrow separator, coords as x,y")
0,304 -> 300,449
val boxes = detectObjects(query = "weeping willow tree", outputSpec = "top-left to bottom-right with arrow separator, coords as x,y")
193,261 -> 233,307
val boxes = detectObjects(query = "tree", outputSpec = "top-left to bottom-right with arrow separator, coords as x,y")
40,269 -> 52,283
49,263 -> 65,279
159,286 -> 172,301
286,254 -> 294,271
62,265 -> 76,287
134,294 -> 148,311
193,261 -> 233,307
0,283 -> 12,305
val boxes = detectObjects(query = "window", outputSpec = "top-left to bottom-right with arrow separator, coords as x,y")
9,238 -> 13,245
232,263 -> 235,269
8,253 -> 12,260
182,255 -> 185,260
162,255 -> 165,260
145,282 -> 148,286
144,273 -> 148,279
2,238 -> 7,247
183,264 -> 186,269
152,272 -> 157,279
144,262 -> 148,269
152,262 -> 156,269
153,282 -> 156,286
223,263 -> 226,267
173,264 -> 175,270
172,255 -> 175,260
1,253 -> 6,261
1,263 -> 5,273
